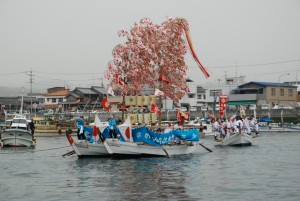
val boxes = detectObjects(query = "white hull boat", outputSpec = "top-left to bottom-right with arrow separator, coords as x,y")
105,139 -> 199,157
1,129 -> 36,147
72,140 -> 108,157
1,114 -> 36,147
216,133 -> 252,146
65,116 -> 201,158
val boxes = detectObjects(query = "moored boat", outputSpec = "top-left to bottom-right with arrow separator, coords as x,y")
0,115 -> 36,147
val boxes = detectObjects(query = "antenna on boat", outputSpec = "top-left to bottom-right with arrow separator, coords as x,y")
20,91 -> 24,117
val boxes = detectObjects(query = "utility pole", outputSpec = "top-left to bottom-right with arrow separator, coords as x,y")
26,69 -> 34,114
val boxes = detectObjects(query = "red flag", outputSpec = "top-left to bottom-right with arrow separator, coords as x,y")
125,127 -> 131,139
102,98 -> 110,111
151,104 -> 161,115
219,95 -> 228,118
176,109 -> 181,118
93,125 -> 98,137
66,134 -> 74,145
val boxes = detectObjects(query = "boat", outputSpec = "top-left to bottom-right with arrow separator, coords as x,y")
66,115 -> 200,157
70,139 -> 108,157
215,132 -> 253,146
258,122 -> 300,132
103,125 -> 200,157
66,115 -> 109,157
0,115 -> 36,147
104,138 -> 198,157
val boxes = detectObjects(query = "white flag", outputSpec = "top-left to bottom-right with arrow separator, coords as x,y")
154,88 -> 164,96
107,86 -> 115,96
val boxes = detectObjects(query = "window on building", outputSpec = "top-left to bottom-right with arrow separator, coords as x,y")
58,98 -> 63,103
203,95 -> 206,100
197,95 -> 202,99
188,94 -> 195,98
210,90 -> 222,97
47,98 -> 50,102
280,89 -> 284,96
288,89 -> 293,96
52,98 -> 57,103
271,88 -> 275,96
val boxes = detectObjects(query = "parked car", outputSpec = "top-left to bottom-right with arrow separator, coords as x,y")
201,106 -> 208,111
249,104 -> 256,110
181,107 -> 187,112
272,104 -> 293,109
260,104 -> 270,110
190,107 -> 197,112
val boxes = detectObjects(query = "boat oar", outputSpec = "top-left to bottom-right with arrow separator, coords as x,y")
62,150 -> 75,157
199,142 -> 213,152
97,128 -> 113,154
162,146 -> 171,158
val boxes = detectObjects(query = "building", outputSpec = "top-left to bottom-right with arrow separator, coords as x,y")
65,86 -> 106,111
43,87 -> 71,109
228,81 -> 298,108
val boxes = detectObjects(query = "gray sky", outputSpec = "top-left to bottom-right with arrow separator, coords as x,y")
0,0 -> 299,94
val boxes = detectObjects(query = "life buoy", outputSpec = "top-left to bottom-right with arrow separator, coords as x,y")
58,115 -> 64,121
48,109 -> 53,115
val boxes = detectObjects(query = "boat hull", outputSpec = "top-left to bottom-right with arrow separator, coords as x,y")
105,139 -> 199,157
217,133 -> 252,146
72,140 -> 109,157
0,129 -> 36,147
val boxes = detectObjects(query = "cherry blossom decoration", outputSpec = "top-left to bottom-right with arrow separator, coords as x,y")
105,17 -> 210,102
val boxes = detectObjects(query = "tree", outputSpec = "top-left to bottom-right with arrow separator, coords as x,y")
105,17 -> 210,125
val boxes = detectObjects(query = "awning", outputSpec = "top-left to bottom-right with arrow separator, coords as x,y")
227,101 -> 256,105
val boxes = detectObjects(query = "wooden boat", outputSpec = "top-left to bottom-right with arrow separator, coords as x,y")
66,116 -> 200,157
65,115 -> 109,157
215,132 -> 252,146
70,140 -> 108,157
104,138 -> 199,157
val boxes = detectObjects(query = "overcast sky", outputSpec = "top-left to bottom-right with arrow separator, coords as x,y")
0,0 -> 299,94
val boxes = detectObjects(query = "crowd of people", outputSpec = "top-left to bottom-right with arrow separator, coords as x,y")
212,115 -> 259,141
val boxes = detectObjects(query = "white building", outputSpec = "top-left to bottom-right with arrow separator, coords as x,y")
162,76 -> 246,112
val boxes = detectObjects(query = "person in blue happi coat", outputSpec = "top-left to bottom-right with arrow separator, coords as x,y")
86,133 -> 94,143
108,115 -> 117,138
76,116 -> 86,140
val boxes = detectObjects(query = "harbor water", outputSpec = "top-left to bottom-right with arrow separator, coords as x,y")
0,132 -> 299,201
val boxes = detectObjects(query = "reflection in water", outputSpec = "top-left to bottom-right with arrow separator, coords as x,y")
1,134 -> 300,201
67,156 -> 194,200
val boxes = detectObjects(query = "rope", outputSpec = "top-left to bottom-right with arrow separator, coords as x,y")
0,145 -> 70,154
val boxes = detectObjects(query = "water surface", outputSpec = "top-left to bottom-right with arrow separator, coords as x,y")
0,133 -> 299,201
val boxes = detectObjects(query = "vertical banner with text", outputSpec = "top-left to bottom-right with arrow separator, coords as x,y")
219,95 -> 228,118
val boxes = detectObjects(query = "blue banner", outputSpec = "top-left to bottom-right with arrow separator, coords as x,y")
132,126 -> 199,146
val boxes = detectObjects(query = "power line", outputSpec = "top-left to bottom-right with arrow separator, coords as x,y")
34,70 -> 106,75
189,59 -> 300,69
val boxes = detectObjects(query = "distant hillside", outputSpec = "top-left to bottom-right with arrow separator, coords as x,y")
0,86 -> 45,97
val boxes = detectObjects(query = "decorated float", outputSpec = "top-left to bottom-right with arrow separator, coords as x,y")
65,17 -> 212,157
